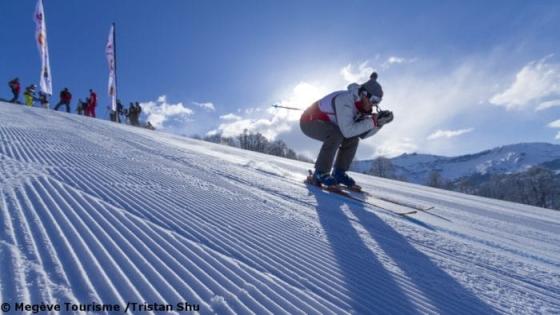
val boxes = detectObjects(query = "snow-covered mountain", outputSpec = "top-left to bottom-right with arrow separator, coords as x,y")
1,102 -> 559,314
353,143 -> 560,184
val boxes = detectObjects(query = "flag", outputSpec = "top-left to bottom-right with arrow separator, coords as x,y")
34,0 -> 52,95
106,24 -> 117,111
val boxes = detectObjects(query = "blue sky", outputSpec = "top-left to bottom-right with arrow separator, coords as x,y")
2,0 -> 560,159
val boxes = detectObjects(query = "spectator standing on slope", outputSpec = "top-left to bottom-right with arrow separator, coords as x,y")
38,91 -> 49,109
85,89 -> 97,117
24,85 -> 37,107
54,88 -> 72,113
76,98 -> 86,115
8,78 -> 20,103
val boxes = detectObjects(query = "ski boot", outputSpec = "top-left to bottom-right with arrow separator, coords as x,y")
332,169 -> 362,192
306,170 -> 338,189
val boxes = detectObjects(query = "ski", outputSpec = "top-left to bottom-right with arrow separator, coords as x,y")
304,172 -> 417,216
373,195 -> 434,212
339,187 -> 434,212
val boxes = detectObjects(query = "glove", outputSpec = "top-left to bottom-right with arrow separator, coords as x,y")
377,110 -> 393,127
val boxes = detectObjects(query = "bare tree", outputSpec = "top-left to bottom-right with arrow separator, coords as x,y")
368,157 -> 396,178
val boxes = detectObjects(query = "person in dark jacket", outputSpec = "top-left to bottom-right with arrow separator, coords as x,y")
8,78 -> 20,103
134,102 -> 142,126
116,99 -> 124,123
126,102 -> 134,125
54,88 -> 72,112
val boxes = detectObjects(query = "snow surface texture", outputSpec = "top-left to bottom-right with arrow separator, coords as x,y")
0,102 -> 559,314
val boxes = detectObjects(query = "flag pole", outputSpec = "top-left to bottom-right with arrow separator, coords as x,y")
113,22 -> 117,104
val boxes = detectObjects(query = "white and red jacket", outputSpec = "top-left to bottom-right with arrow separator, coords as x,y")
301,83 -> 380,139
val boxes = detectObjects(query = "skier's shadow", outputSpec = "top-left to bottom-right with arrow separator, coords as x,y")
309,188 -> 498,314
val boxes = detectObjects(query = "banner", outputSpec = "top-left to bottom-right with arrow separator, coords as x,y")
106,24 -> 117,111
34,0 -> 52,95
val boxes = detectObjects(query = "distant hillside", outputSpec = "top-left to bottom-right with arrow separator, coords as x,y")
352,143 -> 560,210
353,143 -> 560,184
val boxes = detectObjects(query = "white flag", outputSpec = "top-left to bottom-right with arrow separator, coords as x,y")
106,24 -> 117,111
34,0 -> 52,95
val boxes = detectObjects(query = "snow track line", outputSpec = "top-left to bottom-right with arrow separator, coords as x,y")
7,186 -> 57,308
19,178 -> 126,309
30,177 -> 164,313
8,186 -> 82,307
50,177 -> 217,312
46,156 -> 438,314
38,177 -> 177,307
421,241 -> 560,307
48,170 -> 357,313
0,189 -> 31,308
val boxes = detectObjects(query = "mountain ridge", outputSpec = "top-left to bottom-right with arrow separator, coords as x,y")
352,142 -> 560,184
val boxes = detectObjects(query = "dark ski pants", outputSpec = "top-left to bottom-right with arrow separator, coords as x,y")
300,119 -> 359,174
9,91 -> 19,103
54,101 -> 70,113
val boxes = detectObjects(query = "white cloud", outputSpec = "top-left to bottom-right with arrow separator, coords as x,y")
220,113 -> 242,121
209,118 -> 291,140
427,128 -> 474,140
536,99 -> 560,111
548,119 -> 560,128
490,56 -> 560,110
209,82 -> 328,140
375,138 -> 418,158
556,132 -> 560,140
340,61 -> 375,83
140,95 -> 193,129
388,56 -> 405,64
193,101 -> 215,111
381,56 -> 417,70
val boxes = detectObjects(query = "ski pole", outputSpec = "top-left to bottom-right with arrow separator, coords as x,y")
271,104 -> 303,111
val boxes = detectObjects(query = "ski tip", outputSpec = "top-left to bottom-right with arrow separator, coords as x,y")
398,210 -> 418,216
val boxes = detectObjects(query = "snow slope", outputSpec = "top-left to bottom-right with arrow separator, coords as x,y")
0,102 -> 559,314
352,143 -> 560,184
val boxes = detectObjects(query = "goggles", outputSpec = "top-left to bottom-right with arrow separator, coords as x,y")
361,90 -> 382,104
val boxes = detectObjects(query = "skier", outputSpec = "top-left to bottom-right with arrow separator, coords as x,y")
76,98 -> 86,115
85,89 -> 97,117
54,88 -> 72,112
300,72 -> 393,189
8,78 -> 20,103
116,99 -> 124,123
38,91 -> 49,109
126,102 -> 134,125
134,102 -> 142,126
23,85 -> 37,107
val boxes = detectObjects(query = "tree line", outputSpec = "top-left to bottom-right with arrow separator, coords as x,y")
193,129 -> 313,163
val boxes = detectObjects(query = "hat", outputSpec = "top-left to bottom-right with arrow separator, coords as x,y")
360,77 -> 383,100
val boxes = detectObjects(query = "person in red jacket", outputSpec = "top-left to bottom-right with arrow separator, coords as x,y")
8,78 -> 20,103
54,88 -> 72,112
85,89 -> 97,117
